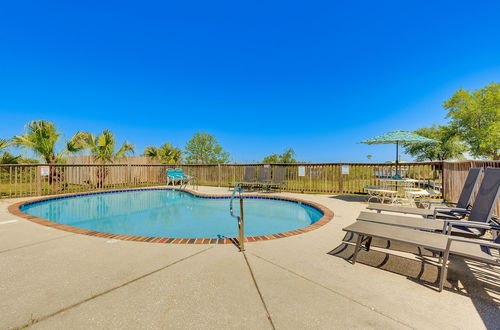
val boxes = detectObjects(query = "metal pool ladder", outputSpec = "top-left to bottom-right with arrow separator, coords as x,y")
229,187 -> 245,252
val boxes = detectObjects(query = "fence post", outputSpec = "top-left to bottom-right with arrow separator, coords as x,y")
36,165 -> 42,196
338,166 -> 344,194
440,161 -> 445,201
218,164 -> 221,187
127,164 -> 131,186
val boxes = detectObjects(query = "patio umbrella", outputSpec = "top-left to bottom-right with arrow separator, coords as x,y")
360,130 -> 436,178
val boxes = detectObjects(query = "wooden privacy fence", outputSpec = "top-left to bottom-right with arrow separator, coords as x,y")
1,160 -> 497,214
0,162 -> 443,198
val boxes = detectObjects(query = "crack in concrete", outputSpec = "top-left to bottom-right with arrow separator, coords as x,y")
242,252 -> 276,330
0,234 -> 74,254
14,246 -> 214,329
250,253 -> 416,330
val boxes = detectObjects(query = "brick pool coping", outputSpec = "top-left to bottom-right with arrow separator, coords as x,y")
8,187 -> 334,244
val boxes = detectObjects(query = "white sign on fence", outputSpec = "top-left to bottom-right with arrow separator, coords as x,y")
298,166 -> 305,177
341,165 -> 349,175
40,166 -> 50,176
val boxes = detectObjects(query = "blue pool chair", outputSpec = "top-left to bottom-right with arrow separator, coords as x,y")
166,169 -> 181,186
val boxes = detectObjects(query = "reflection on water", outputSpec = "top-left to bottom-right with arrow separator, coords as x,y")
22,190 -> 323,238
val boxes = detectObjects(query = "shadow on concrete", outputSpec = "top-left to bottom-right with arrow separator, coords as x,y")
328,239 -> 500,329
329,195 -> 368,203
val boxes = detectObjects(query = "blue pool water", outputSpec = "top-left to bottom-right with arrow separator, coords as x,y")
21,190 -> 323,238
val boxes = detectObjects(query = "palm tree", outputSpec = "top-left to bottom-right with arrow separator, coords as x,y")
143,143 -> 182,164
11,120 -> 85,164
0,138 -> 21,165
75,130 -> 134,187
11,121 -> 86,189
0,139 -> 8,152
0,152 -> 21,164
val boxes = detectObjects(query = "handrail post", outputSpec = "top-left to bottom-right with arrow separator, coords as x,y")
238,194 -> 245,252
230,187 -> 245,252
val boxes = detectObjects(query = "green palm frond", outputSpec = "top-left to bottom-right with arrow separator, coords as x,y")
11,120 -> 60,163
0,151 -> 21,164
67,131 -> 89,153
144,143 -> 182,163
143,146 -> 160,159
115,141 -> 135,159
0,138 -> 9,151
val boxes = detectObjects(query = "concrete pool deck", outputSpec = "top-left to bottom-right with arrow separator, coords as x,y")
0,186 -> 498,329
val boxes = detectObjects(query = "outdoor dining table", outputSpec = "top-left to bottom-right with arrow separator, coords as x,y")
364,178 -> 436,205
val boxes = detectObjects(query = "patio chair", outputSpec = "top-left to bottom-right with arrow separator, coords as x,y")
358,167 -> 500,236
367,167 -> 484,219
174,169 -> 195,187
266,167 -> 286,192
229,167 -> 256,190
356,211 -> 488,237
343,220 -> 500,292
250,167 -> 271,190
166,169 -> 181,186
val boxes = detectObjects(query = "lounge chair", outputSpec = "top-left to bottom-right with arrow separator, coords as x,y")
265,167 -> 286,192
167,169 -> 195,187
166,169 -> 181,186
358,167 -> 500,237
229,167 -> 256,190
343,220 -> 500,292
367,167 -> 484,219
250,167 -> 271,190
174,169 -> 195,187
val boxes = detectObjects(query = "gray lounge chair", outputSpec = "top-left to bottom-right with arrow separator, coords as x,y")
229,167 -> 256,190
265,167 -> 286,192
367,167 -> 483,218
357,167 -> 500,236
250,167 -> 271,190
343,220 -> 500,292
356,211 -> 483,236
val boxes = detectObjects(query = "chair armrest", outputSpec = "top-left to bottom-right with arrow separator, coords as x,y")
432,207 -> 468,219
448,236 -> 500,249
444,220 -> 500,231
491,215 -> 500,225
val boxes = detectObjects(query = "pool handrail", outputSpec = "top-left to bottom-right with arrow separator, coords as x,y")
229,187 -> 245,252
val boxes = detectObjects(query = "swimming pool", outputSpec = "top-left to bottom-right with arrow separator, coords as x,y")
18,189 -> 331,242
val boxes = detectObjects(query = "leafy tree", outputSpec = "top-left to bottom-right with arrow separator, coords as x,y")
11,120 -> 85,163
262,153 -> 280,163
403,125 -> 467,161
184,132 -> 229,164
143,143 -> 182,164
263,148 -> 298,163
444,82 -> 499,159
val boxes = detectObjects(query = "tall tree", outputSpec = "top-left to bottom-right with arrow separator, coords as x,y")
403,125 -> 467,161
143,143 -> 182,164
444,82 -> 499,159
184,132 -> 229,164
11,120 -> 85,163
263,148 -> 298,163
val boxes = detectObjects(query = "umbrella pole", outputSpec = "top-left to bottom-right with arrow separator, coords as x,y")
396,141 -> 399,175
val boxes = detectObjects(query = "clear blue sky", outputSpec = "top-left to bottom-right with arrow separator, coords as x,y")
1,1 -> 499,163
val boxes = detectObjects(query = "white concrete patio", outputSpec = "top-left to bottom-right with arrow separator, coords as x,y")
0,186 -> 498,329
